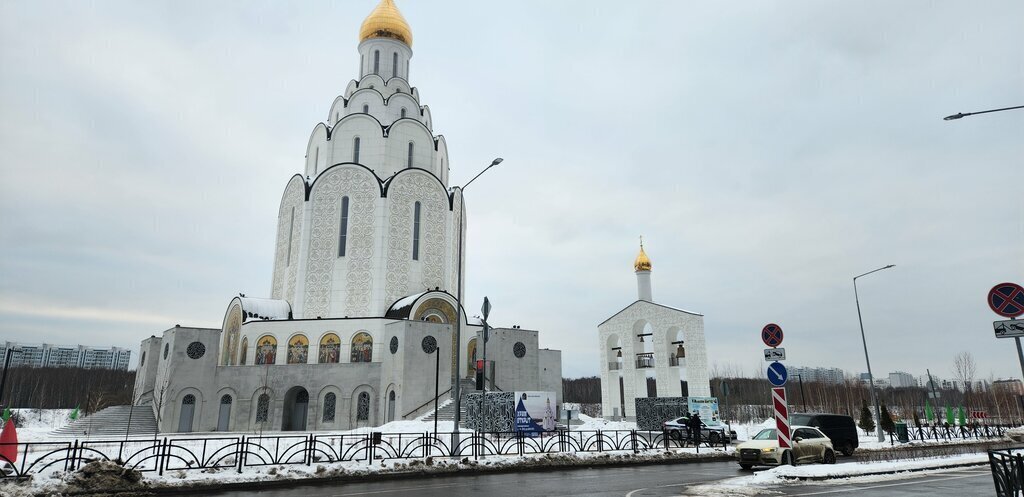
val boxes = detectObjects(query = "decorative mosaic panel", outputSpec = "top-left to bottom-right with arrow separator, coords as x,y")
635,397 -> 689,431
463,391 -> 514,432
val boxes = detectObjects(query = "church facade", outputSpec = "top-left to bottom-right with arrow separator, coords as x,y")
133,0 -> 561,433
597,243 -> 711,419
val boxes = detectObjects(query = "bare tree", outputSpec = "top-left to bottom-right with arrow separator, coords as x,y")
952,351 -> 978,392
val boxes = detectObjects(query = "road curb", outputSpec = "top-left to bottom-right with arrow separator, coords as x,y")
779,460 -> 988,481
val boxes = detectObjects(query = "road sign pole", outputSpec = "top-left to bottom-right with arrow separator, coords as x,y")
1016,330 -> 1024,382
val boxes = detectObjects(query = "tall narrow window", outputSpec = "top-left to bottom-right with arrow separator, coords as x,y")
313,147 -> 319,175
362,104 -> 369,114
412,201 -> 421,261
353,137 -> 361,163
407,142 -> 414,168
338,196 -> 349,257
373,50 -> 380,74
286,207 -> 295,265
392,52 -> 398,77
360,54 -> 364,74
400,108 -> 407,118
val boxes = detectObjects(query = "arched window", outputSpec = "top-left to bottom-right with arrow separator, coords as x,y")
140,351 -> 146,367
407,141 -> 414,168
322,392 -> 337,422
255,335 -> 277,365
400,107 -> 407,118
357,392 -> 370,421
217,394 -> 232,431
318,333 -> 340,363
412,201 -> 421,261
362,104 -> 369,114
287,334 -> 308,364
392,52 -> 398,77
239,337 -> 248,365
352,137 -> 360,163
373,50 -> 380,74
178,394 -> 196,432
351,332 -> 373,363
387,390 -> 396,422
256,393 -> 270,422
286,206 -> 295,265
338,196 -> 350,257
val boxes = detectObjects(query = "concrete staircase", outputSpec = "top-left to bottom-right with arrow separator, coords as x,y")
419,379 -> 475,423
51,405 -> 157,438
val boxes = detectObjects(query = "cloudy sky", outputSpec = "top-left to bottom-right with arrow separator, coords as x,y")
1,1 -> 1021,383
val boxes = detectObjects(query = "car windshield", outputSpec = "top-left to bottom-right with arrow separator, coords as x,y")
752,429 -> 776,440
790,414 -> 812,425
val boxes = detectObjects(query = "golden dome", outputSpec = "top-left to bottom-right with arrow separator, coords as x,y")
634,242 -> 652,272
359,0 -> 413,47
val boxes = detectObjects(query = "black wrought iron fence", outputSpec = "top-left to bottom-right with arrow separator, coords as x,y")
887,424 -> 1012,445
0,429 -> 725,479
990,447 -> 1024,497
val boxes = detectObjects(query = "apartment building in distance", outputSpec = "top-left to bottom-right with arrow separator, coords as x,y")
0,342 -> 131,370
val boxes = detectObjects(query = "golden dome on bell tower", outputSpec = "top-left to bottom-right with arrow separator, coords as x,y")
634,239 -> 652,272
359,0 -> 413,47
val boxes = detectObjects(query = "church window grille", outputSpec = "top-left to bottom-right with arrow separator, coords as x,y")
353,137 -> 360,163
256,393 -> 270,422
407,142 -> 414,168
362,104 -> 369,114
389,336 -> 398,354
400,108 -> 406,118
182,394 -> 195,405
412,201 -> 421,260
186,342 -> 205,360
392,52 -> 398,77
322,393 -> 336,422
339,196 -> 350,257
357,392 -> 370,421
287,207 -> 295,265
373,50 -> 380,74
220,394 -> 232,405
421,335 -> 437,354
513,342 -> 526,358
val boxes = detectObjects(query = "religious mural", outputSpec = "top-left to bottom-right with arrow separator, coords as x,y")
255,335 -> 277,365
350,332 -> 373,363
287,334 -> 309,364
319,333 -> 341,363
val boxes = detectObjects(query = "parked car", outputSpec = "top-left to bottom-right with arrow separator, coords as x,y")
735,426 -> 836,469
662,415 -> 736,443
789,413 -> 859,456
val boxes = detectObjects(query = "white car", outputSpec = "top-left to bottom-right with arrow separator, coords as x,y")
735,426 -> 836,469
662,416 -> 735,444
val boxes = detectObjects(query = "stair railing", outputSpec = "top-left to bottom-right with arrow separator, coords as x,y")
403,386 -> 453,419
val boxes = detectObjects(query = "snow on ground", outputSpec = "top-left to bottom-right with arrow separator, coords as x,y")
682,453 -> 988,496
9,409 -> 72,440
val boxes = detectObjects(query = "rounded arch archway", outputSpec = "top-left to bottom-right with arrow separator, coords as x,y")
281,386 -> 309,431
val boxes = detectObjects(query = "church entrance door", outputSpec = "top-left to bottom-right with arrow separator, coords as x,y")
281,387 -> 309,431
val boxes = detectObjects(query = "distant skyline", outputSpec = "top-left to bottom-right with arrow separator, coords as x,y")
1,1 -> 1022,381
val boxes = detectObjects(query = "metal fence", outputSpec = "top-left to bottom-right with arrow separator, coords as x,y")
989,447 -> 1024,497
0,429 -> 726,479
887,423 -> 1012,445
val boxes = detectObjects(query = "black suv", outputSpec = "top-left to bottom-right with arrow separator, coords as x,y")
789,413 -> 858,456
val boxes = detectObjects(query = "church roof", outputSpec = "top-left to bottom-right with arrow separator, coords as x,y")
359,0 -> 413,47
236,297 -> 292,321
597,300 -> 702,327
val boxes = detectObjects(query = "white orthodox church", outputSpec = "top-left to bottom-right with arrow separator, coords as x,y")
598,243 -> 710,419
133,0 -> 562,433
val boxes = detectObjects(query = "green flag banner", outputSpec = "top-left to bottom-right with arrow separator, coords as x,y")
69,406 -> 80,421
958,406 -> 967,426
1,408 -> 9,424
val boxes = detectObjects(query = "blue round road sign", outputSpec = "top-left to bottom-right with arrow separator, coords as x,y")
767,362 -> 788,387
762,323 -> 784,347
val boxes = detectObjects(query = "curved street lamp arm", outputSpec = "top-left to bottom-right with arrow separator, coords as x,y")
944,105 -> 1024,121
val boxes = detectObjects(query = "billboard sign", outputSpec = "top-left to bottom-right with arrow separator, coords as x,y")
686,396 -> 721,424
514,391 -> 557,436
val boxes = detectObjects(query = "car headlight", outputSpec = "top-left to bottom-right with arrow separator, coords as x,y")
761,447 -> 777,453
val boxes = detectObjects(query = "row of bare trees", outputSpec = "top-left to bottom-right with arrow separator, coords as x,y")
564,374 -> 1024,425
0,367 -> 135,414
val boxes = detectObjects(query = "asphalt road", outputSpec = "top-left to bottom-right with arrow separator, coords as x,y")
770,466 -> 993,496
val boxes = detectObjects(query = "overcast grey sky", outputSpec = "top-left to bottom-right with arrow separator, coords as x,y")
1,1 -> 1021,382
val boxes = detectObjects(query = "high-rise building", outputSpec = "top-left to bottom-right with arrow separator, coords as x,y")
790,366 -> 845,385
0,341 -> 131,370
888,371 -> 915,388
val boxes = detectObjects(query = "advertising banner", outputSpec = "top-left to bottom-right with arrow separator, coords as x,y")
687,396 -> 721,423
514,391 -> 557,436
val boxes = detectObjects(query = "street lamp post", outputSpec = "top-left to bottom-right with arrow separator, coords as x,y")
432,345 -> 440,439
943,105 -> 1024,121
854,264 -> 895,443
452,158 -> 504,441
792,373 -> 807,413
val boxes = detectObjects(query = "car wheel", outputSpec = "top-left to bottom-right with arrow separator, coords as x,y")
782,450 -> 795,466
739,463 -> 753,470
823,449 -> 836,464
709,432 -> 721,444
839,442 -> 854,457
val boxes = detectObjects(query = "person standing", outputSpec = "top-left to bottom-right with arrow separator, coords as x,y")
689,412 -> 703,445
